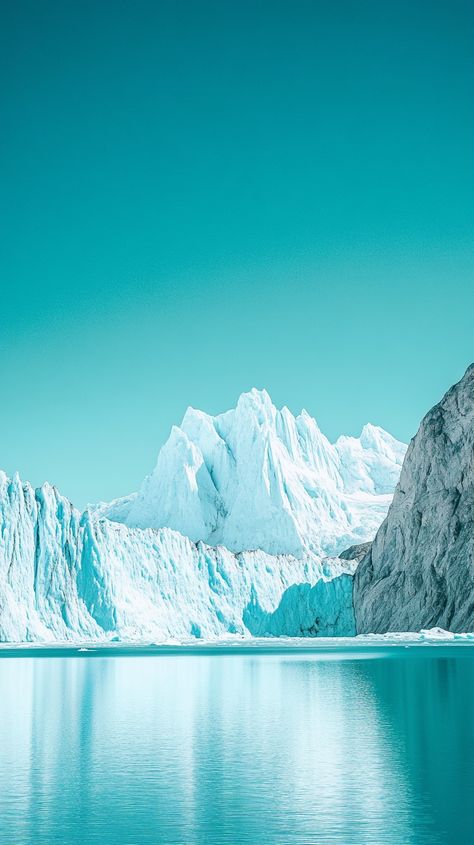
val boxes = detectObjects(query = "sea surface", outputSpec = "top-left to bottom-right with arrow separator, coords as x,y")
0,641 -> 473,845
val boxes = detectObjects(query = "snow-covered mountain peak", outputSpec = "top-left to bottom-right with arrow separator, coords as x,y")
181,405 -> 213,432
234,387 -> 276,425
102,389 -> 407,558
358,422 -> 405,455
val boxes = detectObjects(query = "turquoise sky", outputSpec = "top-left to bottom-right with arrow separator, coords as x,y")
1,0 -> 473,508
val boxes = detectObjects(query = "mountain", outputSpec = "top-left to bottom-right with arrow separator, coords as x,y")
0,471 -> 354,641
98,388 -> 406,558
0,388 -> 406,642
354,365 -> 474,634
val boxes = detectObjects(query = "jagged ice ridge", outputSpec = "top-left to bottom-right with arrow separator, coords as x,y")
0,389 -> 406,642
99,388 -> 406,558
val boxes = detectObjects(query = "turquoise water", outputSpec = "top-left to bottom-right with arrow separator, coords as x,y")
0,643 -> 473,845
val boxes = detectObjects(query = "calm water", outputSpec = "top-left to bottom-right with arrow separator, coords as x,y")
0,643 -> 473,845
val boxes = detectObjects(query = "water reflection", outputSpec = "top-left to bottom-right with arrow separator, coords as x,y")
360,656 -> 474,844
0,650 -> 472,844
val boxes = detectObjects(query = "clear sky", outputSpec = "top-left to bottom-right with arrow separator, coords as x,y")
1,0 -> 473,508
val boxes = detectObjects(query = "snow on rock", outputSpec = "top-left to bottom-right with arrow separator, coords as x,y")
419,628 -> 455,640
100,388 -> 406,558
354,364 -> 474,634
0,470 -> 355,641
354,630 -> 464,642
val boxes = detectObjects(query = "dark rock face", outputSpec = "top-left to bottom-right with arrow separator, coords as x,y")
339,542 -> 372,563
354,364 -> 474,634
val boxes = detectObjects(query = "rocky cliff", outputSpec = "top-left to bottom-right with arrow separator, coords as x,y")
354,365 -> 474,633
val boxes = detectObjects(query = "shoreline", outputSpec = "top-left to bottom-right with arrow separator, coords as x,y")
1,631 -> 474,658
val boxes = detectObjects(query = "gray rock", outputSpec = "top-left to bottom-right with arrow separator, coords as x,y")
354,364 -> 474,633
339,542 -> 372,563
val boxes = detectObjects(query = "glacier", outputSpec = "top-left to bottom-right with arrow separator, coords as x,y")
0,389 -> 406,642
98,388 -> 406,558
0,471 -> 355,641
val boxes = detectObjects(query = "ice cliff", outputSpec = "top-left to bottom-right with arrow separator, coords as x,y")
99,389 -> 406,558
0,471 -> 355,641
354,364 -> 474,634
0,389 -> 406,642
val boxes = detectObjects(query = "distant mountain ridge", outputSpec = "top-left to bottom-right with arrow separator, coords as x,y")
98,388 -> 406,558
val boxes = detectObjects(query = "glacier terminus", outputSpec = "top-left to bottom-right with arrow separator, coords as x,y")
0,389 -> 406,642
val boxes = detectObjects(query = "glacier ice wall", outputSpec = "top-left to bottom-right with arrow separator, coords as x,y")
0,471 -> 355,642
0,472 -> 99,641
244,560 -> 357,637
99,389 -> 406,558
0,389 -> 407,642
